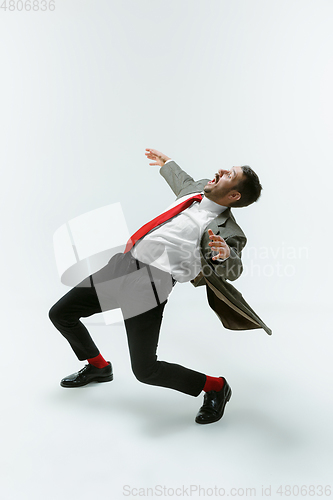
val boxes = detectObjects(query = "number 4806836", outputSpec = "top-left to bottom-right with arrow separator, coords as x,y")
0,0 -> 55,11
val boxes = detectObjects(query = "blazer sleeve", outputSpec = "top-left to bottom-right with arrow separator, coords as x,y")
159,160 -> 197,197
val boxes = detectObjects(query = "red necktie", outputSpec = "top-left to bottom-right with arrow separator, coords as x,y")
124,193 -> 203,253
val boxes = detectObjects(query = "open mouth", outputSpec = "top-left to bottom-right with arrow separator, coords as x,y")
208,173 -> 220,185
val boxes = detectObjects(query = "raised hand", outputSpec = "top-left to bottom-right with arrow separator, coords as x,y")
207,229 -> 231,260
145,148 -> 171,167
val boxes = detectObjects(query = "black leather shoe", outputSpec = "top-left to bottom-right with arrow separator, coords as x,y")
60,362 -> 113,388
195,377 -> 232,424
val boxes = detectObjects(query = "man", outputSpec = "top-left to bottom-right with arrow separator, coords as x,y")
49,148 -> 271,425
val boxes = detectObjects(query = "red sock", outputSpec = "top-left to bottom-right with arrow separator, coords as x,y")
87,353 -> 109,369
203,376 -> 225,393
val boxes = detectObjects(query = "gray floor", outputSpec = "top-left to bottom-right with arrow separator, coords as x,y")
2,284 -> 332,499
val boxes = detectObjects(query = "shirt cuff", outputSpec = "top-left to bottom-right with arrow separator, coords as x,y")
212,254 -> 229,263
164,159 -> 173,165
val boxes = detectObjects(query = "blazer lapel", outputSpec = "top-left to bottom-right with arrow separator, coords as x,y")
216,207 -> 231,226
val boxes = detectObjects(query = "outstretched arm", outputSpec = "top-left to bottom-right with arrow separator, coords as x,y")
145,148 -> 198,197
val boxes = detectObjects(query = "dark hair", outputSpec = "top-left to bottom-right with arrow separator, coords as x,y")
229,166 -> 262,207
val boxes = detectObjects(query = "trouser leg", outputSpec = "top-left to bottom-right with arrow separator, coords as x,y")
124,300 -> 207,397
48,252 -> 125,360
49,251 -> 207,396
48,281 -> 103,360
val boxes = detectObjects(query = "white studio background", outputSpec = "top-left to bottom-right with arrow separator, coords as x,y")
0,1 -> 332,499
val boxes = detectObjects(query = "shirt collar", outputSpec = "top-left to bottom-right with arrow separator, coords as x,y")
199,193 -> 228,214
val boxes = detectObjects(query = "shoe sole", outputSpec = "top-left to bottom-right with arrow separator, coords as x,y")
195,388 -> 232,424
60,374 -> 113,388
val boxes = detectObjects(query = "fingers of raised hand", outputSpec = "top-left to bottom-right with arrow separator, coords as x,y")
208,234 -> 224,243
145,148 -> 160,158
145,149 -> 160,165
211,244 -> 230,260
145,150 -> 163,166
145,152 -> 156,159
208,231 -> 225,246
209,240 -> 227,254
207,230 -> 230,259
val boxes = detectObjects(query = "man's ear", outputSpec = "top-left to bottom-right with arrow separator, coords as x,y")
228,190 -> 241,202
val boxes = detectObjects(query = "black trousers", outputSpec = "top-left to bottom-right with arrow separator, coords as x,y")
49,252 -> 206,397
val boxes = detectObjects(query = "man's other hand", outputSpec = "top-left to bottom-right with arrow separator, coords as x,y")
208,229 -> 231,260
145,148 -> 171,167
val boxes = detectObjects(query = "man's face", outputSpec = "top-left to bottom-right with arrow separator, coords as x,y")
204,166 -> 244,206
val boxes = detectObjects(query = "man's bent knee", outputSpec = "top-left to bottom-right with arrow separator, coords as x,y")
48,303 -> 59,325
48,302 -> 75,327
131,364 -> 158,385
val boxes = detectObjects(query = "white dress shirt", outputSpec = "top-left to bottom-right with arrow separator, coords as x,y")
131,160 -> 227,283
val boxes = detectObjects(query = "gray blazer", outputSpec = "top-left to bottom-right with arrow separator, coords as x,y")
160,160 -> 272,336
